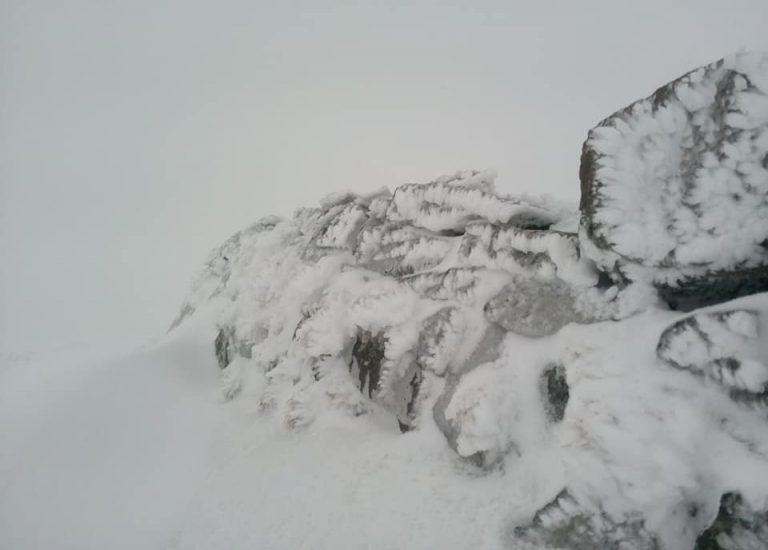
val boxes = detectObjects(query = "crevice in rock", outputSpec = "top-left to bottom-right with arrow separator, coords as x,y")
541,363 -> 569,423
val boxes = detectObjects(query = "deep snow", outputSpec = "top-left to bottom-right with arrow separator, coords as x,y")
4,293 -> 768,549
0,308 -> 526,550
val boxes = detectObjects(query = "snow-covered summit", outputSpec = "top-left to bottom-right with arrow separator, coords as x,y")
169,53 -> 768,550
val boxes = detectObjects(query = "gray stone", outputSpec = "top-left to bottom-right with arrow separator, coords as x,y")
484,278 -> 589,337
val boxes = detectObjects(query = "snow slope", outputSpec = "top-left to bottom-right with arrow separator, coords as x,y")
0,308 -> 526,550
4,294 -> 768,549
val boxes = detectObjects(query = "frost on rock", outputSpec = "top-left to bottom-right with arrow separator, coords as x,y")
580,51 -> 768,310
657,308 -> 768,397
695,492 -> 768,550
172,52 -> 768,550
172,169 -> 606,441
513,490 -> 660,550
484,277 -> 596,337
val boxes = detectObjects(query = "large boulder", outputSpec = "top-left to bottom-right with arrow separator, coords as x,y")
579,52 -> 768,310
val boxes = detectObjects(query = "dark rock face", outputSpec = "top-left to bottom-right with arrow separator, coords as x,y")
349,330 -> 424,432
579,52 -> 768,311
214,327 -> 236,369
695,493 -> 768,550
513,490 -> 660,550
541,363 -> 569,423
350,330 -> 386,398
657,267 -> 768,312
214,326 -> 255,370
657,309 -> 768,397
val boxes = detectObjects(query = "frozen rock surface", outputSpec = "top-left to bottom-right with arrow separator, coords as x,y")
657,307 -> 768,397
512,490 -> 660,550
580,51 -> 768,310
174,170 -> 608,435
174,169 -> 768,549
173,52 -> 768,550
484,277 -> 595,337
695,492 -> 768,550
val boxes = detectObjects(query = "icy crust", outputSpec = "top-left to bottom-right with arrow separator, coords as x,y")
580,51 -> 768,282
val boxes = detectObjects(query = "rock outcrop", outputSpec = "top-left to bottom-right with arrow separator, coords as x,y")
579,51 -> 768,311
175,169 -> 608,437
172,51 -> 768,550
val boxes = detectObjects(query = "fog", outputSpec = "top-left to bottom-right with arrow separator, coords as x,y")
2,0 -> 767,352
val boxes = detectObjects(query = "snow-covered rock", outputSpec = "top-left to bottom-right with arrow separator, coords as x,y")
484,277 -> 596,337
173,167 -> 768,549
695,492 -> 768,550
513,489 -> 660,550
173,169 -> 616,435
579,51 -> 768,310
171,52 -> 768,550
657,307 -> 768,398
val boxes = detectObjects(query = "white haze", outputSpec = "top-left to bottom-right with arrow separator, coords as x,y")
2,0 -> 768,352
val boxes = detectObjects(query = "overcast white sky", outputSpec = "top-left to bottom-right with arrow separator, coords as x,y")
2,0 -> 768,352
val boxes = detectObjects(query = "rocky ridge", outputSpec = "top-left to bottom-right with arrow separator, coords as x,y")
173,52 -> 768,549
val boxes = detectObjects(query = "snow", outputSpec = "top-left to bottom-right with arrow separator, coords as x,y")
0,310 -> 523,550
0,322 -> 221,550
